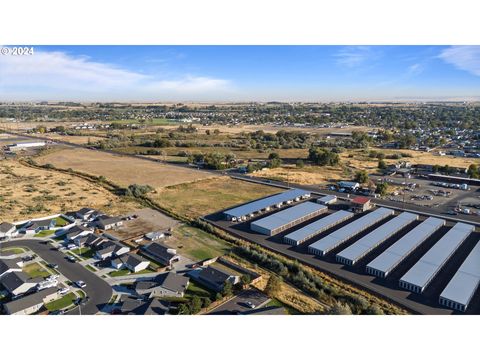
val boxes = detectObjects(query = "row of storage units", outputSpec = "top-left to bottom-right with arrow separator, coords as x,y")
250,201 -> 327,236
335,212 -> 418,266
398,222 -> 475,295
223,188 -> 311,222
308,207 -> 394,256
283,210 -> 354,246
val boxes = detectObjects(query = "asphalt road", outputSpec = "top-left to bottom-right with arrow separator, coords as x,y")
208,289 -> 270,315
8,238 -> 112,315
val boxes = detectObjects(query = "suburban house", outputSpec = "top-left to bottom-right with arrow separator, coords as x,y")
111,253 -> 150,273
0,259 -> 23,279
83,234 -> 105,248
196,265 -> 240,292
350,196 -> 373,213
119,295 -> 170,315
0,272 -> 39,296
74,208 -> 96,221
95,215 -> 124,230
140,242 -> 180,267
94,240 -> 130,260
3,287 -> 59,315
134,272 -> 190,298
0,222 -> 17,239
20,219 -> 56,235
145,231 -> 165,241
65,225 -> 94,243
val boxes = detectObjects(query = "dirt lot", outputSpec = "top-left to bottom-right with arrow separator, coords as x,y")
106,208 -> 179,241
150,177 -> 281,220
35,147 -> 218,188
0,160 -> 139,222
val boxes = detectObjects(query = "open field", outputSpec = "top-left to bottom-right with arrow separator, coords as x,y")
42,133 -> 106,145
163,224 -> 232,261
36,147 -> 217,188
0,160 -> 139,222
251,165 -> 347,185
150,177 -> 281,220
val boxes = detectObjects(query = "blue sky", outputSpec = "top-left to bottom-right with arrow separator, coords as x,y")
1,45 -> 480,101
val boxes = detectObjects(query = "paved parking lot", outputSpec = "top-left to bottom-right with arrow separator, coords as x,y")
208,289 -> 271,315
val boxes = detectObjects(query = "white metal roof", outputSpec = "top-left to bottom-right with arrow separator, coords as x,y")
250,202 -> 326,231
223,189 -> 310,218
366,216 -> 445,275
284,210 -> 353,244
440,240 -> 480,307
400,222 -> 475,290
337,212 -> 418,264
308,207 -> 394,255
317,195 -> 337,203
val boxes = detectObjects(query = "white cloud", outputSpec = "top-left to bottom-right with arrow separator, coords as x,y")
439,46 -> 480,76
0,48 -> 230,101
406,63 -> 424,76
334,46 -> 377,68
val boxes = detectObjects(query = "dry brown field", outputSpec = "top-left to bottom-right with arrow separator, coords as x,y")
35,147 -> 218,189
0,160 -> 139,223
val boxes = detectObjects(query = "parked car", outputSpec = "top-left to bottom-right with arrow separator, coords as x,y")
57,288 -> 69,295
21,255 -> 36,262
50,310 -> 65,315
75,280 -> 86,288
67,244 -> 78,250
66,255 -> 76,263
47,275 -> 59,281
47,263 -> 58,269
245,301 -> 256,309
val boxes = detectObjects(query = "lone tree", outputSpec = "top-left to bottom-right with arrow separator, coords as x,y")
354,170 -> 369,184
328,302 -> 353,315
264,275 -> 282,297
222,281 -> 233,297
375,182 -> 389,196
468,164 -> 479,179
378,159 -> 387,170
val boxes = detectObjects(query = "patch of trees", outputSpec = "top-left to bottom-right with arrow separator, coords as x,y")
308,147 -> 340,166
124,184 -> 155,197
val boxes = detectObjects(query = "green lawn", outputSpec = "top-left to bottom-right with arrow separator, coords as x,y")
72,247 -> 95,259
185,280 -> 215,299
34,229 -> 56,237
171,225 -> 232,261
45,293 -> 76,312
0,247 -> 26,254
136,268 -> 156,274
109,269 -> 132,277
22,263 -> 50,278
53,216 -> 71,227
85,265 -> 97,272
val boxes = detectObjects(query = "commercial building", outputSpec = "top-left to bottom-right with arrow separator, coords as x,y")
7,141 -> 46,151
223,188 -> 311,221
439,240 -> 480,312
366,217 -> 445,278
250,202 -> 327,236
399,222 -> 475,293
336,212 -> 418,266
350,196 -> 373,213
283,210 -> 354,246
308,207 -> 394,256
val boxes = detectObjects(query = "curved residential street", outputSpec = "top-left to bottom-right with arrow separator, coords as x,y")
5,238 -> 112,315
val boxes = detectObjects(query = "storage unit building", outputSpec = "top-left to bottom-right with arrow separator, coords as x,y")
308,207 -> 394,256
250,202 -> 327,236
336,212 -> 418,266
439,240 -> 480,312
283,210 -> 354,246
223,189 -> 311,221
399,222 -> 475,294
366,217 -> 445,278
316,195 -> 337,205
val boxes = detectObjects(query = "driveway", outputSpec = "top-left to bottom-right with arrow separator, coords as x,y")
6,238 -> 112,315
208,289 -> 270,315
